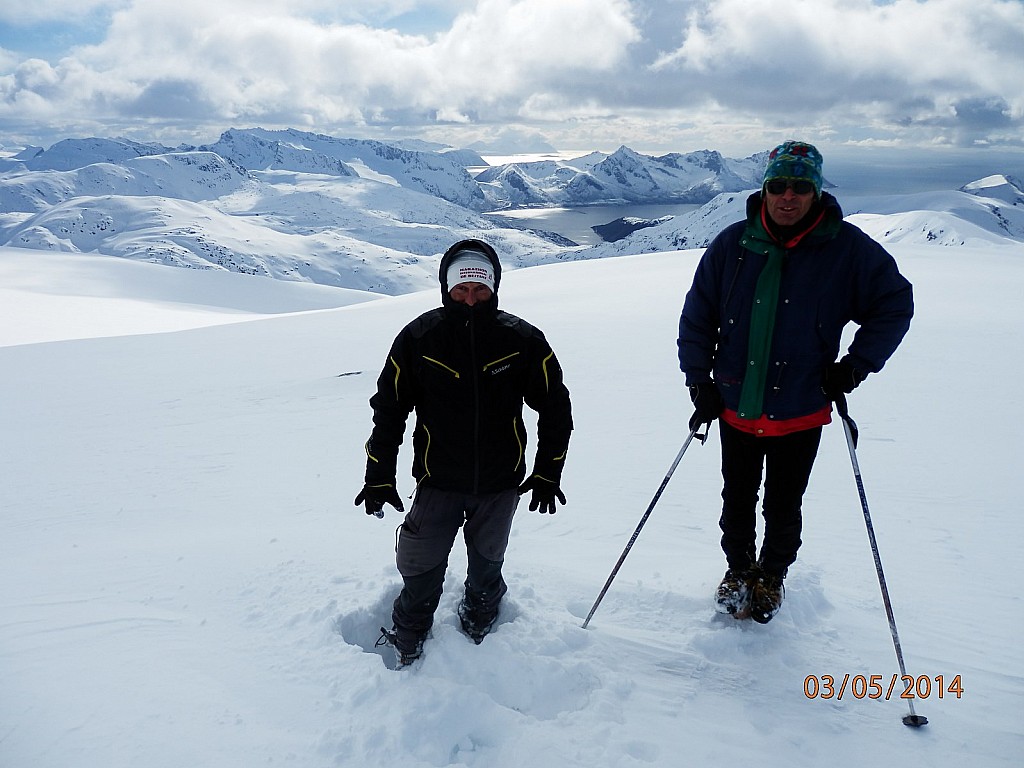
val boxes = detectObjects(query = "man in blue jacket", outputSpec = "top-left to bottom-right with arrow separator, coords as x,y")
356,239 -> 573,664
677,141 -> 913,623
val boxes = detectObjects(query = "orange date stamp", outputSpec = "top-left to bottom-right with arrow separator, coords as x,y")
804,674 -> 963,701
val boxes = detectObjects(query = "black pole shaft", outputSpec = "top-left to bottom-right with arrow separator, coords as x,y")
836,396 -> 926,726
581,426 -> 701,629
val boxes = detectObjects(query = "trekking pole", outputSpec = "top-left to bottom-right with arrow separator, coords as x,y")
582,424 -> 705,629
835,394 -> 928,728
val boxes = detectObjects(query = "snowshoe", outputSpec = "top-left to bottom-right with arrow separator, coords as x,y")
457,599 -> 497,645
749,571 -> 785,624
715,566 -> 759,620
376,625 -> 425,667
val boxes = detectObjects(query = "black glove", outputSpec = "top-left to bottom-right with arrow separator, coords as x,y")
688,382 -> 724,431
822,359 -> 866,400
517,474 -> 566,514
354,483 -> 404,518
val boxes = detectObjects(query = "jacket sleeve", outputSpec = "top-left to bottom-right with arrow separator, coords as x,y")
523,333 -> 573,484
677,234 -> 726,385
363,330 -> 415,486
844,233 -> 914,375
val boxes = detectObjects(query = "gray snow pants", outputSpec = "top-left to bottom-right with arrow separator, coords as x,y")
392,486 -> 519,636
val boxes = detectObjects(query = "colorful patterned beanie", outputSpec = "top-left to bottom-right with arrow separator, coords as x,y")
763,141 -> 824,196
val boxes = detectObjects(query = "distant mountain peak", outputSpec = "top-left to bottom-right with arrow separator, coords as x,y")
960,174 -> 1024,205
205,128 -> 485,209
479,146 -> 768,208
23,136 -> 168,172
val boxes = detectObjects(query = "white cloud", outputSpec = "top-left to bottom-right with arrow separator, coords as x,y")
0,0 -> 1022,154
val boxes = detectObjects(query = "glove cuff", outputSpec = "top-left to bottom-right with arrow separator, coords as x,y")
838,356 -> 867,383
689,381 -> 721,403
528,460 -> 563,486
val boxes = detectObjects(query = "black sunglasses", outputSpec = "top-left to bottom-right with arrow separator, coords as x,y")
765,179 -> 816,195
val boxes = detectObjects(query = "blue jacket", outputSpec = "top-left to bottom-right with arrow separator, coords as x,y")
677,192 -> 913,422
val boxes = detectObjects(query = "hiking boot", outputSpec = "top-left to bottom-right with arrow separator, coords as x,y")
715,566 -> 759,618
376,625 -> 425,667
749,571 -> 785,624
457,598 -> 498,645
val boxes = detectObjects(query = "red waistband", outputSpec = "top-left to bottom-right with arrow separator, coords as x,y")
721,405 -> 832,436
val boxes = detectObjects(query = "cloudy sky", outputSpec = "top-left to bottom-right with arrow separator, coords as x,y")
1,0 -> 1023,159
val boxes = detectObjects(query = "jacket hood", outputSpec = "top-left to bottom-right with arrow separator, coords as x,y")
439,239 -> 502,312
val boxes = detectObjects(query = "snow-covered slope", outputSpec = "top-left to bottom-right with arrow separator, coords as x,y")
17,136 -> 165,171
0,152 -> 253,212
2,195 -> 443,292
577,191 -> 750,257
206,128 -> 486,210
844,187 -> 1024,246
0,240 -> 1020,768
0,246 -> 376,346
580,186 -> 1024,259
960,174 -> 1024,206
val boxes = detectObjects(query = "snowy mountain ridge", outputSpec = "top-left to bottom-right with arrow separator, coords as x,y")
0,130 -> 575,293
577,182 -> 1024,259
205,128 -> 487,210
1,129 -> 1023,294
476,145 -> 771,208
0,151 -> 253,212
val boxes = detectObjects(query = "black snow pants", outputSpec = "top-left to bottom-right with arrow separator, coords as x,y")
718,420 -> 823,577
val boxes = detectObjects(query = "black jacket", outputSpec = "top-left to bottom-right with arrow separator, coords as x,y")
364,240 -> 573,494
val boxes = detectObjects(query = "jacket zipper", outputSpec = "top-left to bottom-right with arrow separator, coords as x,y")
422,356 -> 460,378
469,317 -> 480,494
771,361 -> 787,394
723,252 -> 745,311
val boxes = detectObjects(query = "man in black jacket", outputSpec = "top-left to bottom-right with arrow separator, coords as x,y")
355,239 -> 573,665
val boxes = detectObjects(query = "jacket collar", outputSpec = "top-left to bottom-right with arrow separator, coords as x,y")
743,191 -> 843,250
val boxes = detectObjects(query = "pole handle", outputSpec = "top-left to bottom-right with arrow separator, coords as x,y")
834,392 -> 858,448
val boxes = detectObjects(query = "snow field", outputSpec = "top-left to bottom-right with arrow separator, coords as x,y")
1,242 -> 1021,767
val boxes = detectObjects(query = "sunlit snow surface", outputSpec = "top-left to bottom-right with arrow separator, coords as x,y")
1,240 -> 1021,767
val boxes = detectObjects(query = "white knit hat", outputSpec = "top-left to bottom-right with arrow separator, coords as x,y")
445,251 -> 495,292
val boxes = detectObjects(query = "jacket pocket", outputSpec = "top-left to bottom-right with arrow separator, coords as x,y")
422,356 -> 460,378
482,352 -> 520,375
